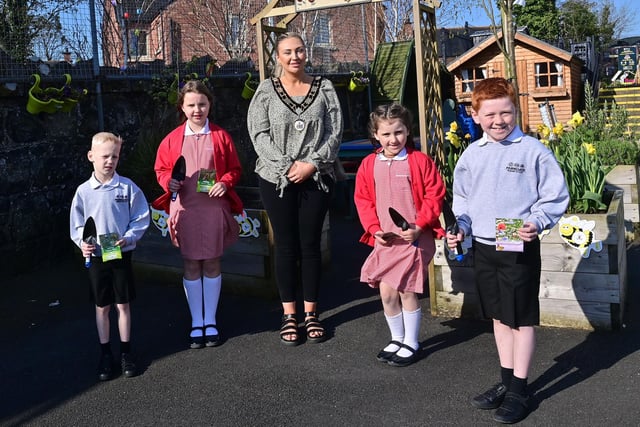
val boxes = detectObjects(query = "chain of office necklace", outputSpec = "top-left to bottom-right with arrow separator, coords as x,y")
271,76 -> 322,131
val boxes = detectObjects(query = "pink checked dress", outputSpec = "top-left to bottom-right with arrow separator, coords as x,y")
170,133 -> 238,260
360,156 -> 436,293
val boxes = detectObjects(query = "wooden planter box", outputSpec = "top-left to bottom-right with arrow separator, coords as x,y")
429,190 -> 627,330
604,164 -> 639,225
134,187 -> 331,298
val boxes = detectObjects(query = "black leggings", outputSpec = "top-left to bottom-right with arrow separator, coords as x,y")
258,176 -> 333,303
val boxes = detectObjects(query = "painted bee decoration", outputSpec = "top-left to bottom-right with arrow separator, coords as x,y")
234,210 -> 261,238
558,216 -> 603,258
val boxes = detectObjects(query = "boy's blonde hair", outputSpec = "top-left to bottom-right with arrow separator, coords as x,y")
91,132 -> 123,148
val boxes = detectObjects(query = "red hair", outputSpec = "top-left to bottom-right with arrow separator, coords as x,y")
471,78 -> 517,112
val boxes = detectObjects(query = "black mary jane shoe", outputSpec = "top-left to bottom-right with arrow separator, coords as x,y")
204,324 -> 222,347
376,340 -> 403,363
387,343 -> 418,367
189,326 -> 205,349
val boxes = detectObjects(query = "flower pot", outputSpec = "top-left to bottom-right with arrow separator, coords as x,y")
241,72 -> 258,100
348,71 -> 368,93
27,74 -> 65,114
27,74 -> 83,114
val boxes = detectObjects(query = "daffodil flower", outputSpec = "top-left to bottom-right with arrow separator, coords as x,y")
567,111 -> 585,128
446,131 -> 461,148
553,122 -> 564,136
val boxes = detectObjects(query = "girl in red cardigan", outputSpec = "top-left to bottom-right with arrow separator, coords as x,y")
154,80 -> 242,349
354,103 -> 445,367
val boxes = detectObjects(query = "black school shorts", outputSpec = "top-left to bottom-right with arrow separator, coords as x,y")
473,239 -> 541,328
87,251 -> 136,307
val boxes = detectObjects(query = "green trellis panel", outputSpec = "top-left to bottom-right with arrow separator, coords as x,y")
371,40 -> 415,105
370,40 -> 419,134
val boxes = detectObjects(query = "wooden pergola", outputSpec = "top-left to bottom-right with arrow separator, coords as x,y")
251,0 -> 445,314
250,0 -> 444,166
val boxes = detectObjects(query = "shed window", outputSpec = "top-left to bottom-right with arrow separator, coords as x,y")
460,67 -> 487,92
534,61 -> 564,88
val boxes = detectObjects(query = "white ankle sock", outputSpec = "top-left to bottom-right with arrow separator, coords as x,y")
183,277 -> 203,337
203,275 -> 221,335
383,311 -> 404,352
397,307 -> 421,357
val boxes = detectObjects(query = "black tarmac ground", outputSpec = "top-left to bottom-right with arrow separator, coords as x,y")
1,214 -> 639,426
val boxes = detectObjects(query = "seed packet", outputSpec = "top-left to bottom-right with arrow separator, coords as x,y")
495,218 -> 523,252
196,168 -> 216,193
99,233 -> 122,261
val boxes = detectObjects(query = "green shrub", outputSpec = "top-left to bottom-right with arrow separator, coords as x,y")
595,138 -> 640,166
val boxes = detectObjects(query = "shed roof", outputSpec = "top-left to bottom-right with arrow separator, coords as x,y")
447,31 -> 579,72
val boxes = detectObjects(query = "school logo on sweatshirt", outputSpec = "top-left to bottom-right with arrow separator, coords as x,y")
505,162 -> 525,174
115,193 -> 129,203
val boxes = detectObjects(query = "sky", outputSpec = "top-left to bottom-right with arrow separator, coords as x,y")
448,0 -> 638,39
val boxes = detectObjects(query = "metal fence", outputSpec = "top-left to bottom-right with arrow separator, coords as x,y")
0,0 -> 416,84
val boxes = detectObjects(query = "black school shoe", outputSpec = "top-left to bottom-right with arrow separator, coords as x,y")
121,353 -> 137,378
204,324 -> 222,347
190,327 -> 205,349
387,343 -> 418,367
471,383 -> 507,409
98,353 -> 114,381
493,392 -> 530,424
376,340 -> 403,363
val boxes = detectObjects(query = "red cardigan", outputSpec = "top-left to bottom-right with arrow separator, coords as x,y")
154,122 -> 243,214
354,147 -> 445,247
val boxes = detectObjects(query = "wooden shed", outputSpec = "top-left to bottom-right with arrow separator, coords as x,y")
446,31 -> 584,133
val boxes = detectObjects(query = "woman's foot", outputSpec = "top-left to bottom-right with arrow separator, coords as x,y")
280,314 -> 299,346
304,312 -> 326,343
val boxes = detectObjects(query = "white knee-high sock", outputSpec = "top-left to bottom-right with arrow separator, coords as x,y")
383,311 -> 404,352
183,277 -> 203,337
203,275 -> 222,335
397,307 -> 422,357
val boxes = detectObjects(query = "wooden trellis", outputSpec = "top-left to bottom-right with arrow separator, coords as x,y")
250,1 -> 444,164
414,1 -> 444,171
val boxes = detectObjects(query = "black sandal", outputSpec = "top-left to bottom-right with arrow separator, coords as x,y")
280,314 -> 299,346
304,312 -> 326,343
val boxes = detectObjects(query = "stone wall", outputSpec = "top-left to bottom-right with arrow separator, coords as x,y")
0,74 -> 368,277
0,76 -> 258,276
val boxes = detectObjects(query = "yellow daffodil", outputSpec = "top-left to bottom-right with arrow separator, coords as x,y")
539,126 -> 551,139
567,111 -> 585,128
449,121 -> 458,132
540,139 -> 550,146
464,133 -> 471,140
446,131 -> 461,148
582,143 -> 596,155
552,122 -> 564,137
